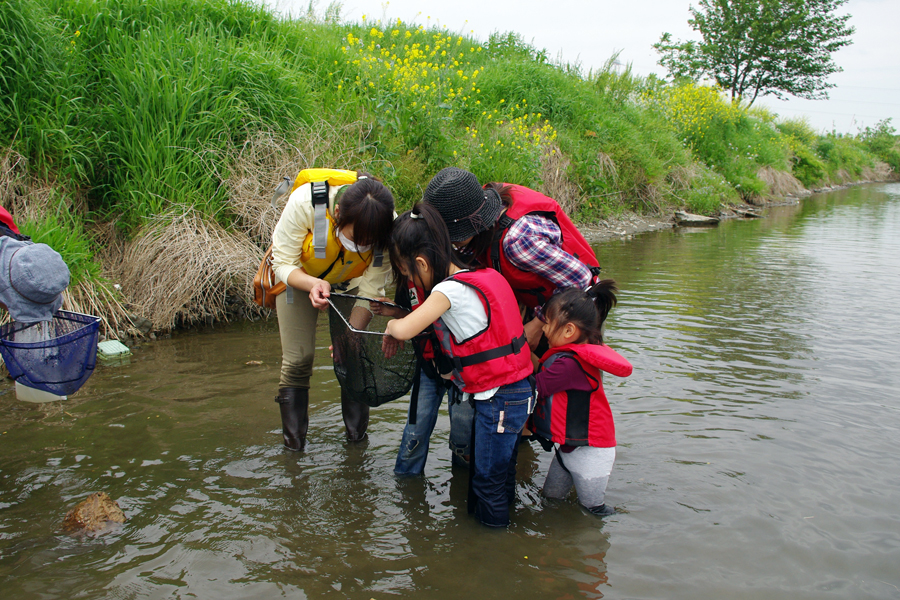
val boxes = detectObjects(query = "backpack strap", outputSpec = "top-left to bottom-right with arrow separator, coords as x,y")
310,180 -> 330,259
489,214 -> 515,272
270,176 -> 292,207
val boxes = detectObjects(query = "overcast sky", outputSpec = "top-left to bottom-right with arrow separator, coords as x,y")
268,0 -> 900,135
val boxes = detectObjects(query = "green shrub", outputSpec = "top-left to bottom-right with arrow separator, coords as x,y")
642,83 -> 791,200
816,134 -> 875,180
18,202 -> 101,287
858,118 -> 900,172
681,166 -> 739,214
777,118 -> 827,186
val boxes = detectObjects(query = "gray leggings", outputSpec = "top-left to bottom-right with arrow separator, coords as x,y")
542,446 -> 616,510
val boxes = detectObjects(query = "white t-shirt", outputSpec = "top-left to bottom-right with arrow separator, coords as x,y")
432,275 -> 500,400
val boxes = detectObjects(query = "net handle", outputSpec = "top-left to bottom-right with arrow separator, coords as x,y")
327,295 -> 393,336
327,293 -> 427,338
329,292 -> 404,311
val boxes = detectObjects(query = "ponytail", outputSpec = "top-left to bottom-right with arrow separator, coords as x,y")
544,280 -> 618,344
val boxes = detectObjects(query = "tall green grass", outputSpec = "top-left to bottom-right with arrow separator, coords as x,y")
18,201 -> 101,287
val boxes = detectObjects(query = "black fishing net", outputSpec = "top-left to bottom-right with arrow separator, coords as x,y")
327,293 -> 418,407
0,311 -> 102,395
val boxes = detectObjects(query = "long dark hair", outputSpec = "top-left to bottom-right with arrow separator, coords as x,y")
332,173 -> 395,249
389,203 -> 468,294
458,182 -> 515,263
543,280 -> 618,344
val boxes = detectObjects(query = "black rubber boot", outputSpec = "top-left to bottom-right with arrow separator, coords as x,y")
275,387 -> 309,451
341,389 -> 369,442
587,503 -> 616,517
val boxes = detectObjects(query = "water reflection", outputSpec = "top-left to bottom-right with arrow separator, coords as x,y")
2,184 -> 900,598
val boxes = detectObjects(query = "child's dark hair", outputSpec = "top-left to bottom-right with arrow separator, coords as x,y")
544,280 -> 618,344
333,173 -> 395,249
389,203 -> 468,293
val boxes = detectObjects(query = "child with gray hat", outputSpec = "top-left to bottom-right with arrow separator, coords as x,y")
0,237 -> 70,323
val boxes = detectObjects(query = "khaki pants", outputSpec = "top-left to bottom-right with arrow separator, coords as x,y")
275,286 -> 359,388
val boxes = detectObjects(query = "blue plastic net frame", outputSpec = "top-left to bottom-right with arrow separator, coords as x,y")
0,310 -> 102,396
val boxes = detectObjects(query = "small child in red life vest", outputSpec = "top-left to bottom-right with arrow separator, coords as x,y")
533,282 -> 633,516
384,203 -> 534,528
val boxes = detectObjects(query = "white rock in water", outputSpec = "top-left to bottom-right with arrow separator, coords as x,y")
675,211 -> 720,226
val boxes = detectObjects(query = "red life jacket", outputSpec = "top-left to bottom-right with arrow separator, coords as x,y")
0,206 -> 28,241
0,207 -> 19,234
478,185 -> 600,309
534,342 -> 632,447
406,279 -> 435,361
431,269 -> 533,394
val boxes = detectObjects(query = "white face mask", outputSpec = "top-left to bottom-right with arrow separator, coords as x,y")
337,229 -> 372,254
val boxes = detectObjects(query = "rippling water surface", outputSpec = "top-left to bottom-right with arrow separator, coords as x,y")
2,184 -> 899,599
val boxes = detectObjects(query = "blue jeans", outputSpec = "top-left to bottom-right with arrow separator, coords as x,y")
468,378 -> 533,527
394,371 -> 478,475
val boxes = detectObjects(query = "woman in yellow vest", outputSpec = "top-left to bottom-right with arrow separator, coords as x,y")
271,171 -> 395,450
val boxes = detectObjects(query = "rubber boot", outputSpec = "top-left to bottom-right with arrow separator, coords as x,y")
275,387 -> 309,451
341,389 -> 369,442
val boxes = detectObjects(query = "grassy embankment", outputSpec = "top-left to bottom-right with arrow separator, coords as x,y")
1,0 -> 897,336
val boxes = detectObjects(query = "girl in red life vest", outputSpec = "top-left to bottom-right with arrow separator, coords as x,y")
533,282 -> 633,516
384,203 -> 534,528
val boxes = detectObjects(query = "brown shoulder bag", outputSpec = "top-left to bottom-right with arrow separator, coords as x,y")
252,245 -> 286,310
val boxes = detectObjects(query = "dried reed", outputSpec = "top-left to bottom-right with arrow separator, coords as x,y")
863,162 -> 894,182
596,152 -> 620,184
540,144 -> 582,215
224,122 -> 370,246
116,206 -> 263,331
757,166 -> 805,198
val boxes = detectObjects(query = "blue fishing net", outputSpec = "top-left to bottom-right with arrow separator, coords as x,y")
0,310 -> 102,395
327,293 -> 417,407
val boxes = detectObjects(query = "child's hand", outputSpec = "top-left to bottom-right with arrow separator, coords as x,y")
329,343 -> 342,364
382,335 -> 404,359
524,317 -> 544,351
370,297 -> 404,317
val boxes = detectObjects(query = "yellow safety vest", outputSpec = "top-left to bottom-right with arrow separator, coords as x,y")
299,211 -> 374,284
290,168 -> 359,195
288,168 -> 376,284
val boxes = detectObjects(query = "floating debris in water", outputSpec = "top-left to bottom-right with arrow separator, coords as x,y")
62,492 -> 126,533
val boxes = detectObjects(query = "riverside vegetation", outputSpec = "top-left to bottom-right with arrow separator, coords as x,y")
1,0 -> 897,337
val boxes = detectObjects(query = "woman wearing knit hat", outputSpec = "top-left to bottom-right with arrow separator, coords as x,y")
389,167 -> 600,473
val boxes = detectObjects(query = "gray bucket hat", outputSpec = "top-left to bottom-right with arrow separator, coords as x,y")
0,238 -> 70,323
422,167 -> 503,242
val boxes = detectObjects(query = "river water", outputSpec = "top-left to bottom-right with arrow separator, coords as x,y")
1,183 -> 899,599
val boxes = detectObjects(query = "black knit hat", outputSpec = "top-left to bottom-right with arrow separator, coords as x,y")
422,167 -> 503,242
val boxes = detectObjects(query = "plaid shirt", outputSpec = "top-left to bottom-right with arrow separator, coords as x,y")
503,214 -> 593,315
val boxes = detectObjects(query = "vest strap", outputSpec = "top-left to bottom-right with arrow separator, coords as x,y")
489,214 -> 515,272
311,181 -> 329,259
452,333 -> 526,370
